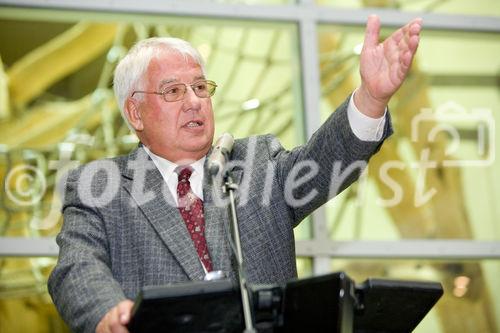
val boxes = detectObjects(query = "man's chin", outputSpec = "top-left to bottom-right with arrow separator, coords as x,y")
181,143 -> 211,158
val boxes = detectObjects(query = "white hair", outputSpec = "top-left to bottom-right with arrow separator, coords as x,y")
113,37 -> 206,130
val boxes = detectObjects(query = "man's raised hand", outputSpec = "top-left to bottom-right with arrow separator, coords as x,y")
354,15 -> 423,118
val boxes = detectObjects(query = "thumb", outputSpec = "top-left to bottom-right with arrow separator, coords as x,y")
118,300 -> 134,325
363,14 -> 380,49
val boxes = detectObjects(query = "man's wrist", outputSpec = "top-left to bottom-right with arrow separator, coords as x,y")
353,84 -> 388,118
347,92 -> 386,142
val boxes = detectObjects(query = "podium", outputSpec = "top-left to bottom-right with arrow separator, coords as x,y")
127,272 -> 443,333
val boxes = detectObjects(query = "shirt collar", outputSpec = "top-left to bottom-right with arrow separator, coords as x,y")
142,145 -> 206,180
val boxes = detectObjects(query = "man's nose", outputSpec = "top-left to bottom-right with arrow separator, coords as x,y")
182,86 -> 202,111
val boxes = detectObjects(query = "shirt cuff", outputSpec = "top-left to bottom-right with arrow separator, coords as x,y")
347,89 -> 387,142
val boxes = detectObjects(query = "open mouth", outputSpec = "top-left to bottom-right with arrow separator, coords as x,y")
184,120 -> 204,128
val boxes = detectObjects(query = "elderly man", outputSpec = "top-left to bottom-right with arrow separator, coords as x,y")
48,15 -> 422,333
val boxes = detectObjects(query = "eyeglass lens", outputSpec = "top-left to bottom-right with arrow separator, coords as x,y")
162,81 -> 216,102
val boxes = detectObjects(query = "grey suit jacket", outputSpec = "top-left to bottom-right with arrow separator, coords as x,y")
48,97 -> 392,333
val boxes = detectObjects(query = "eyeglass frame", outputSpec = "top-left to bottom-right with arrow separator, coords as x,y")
131,79 -> 217,102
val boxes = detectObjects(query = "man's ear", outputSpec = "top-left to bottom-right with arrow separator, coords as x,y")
124,97 -> 144,131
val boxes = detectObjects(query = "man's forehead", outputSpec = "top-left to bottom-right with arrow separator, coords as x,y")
154,49 -> 199,66
147,53 -> 204,85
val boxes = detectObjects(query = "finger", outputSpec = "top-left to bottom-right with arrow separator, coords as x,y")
412,17 -> 424,29
387,20 -> 411,50
391,28 -> 404,45
400,23 -> 414,46
409,21 -> 422,35
396,22 -> 420,55
363,14 -> 380,49
400,18 -> 422,44
405,19 -> 422,44
107,307 -> 122,333
401,39 -> 417,67
110,323 -> 130,333
397,64 -> 406,82
109,321 -> 129,333
118,300 -> 134,325
408,34 -> 420,54
398,34 -> 419,65
402,49 -> 413,69
109,305 -> 130,333
396,46 -> 415,78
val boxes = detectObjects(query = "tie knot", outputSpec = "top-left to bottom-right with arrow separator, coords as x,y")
176,166 -> 193,183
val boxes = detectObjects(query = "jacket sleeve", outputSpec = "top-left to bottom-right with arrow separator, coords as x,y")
48,168 -> 126,333
270,94 -> 393,225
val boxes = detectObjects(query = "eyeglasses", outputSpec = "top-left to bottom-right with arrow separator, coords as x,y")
131,80 -> 217,102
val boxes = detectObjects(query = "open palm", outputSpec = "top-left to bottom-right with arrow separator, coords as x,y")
356,15 -> 422,117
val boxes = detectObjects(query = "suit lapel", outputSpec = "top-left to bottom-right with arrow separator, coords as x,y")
121,147 -> 205,281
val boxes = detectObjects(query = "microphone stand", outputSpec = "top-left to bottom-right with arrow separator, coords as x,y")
222,171 -> 256,333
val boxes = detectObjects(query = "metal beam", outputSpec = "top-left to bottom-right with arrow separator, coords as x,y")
2,237 -> 500,260
297,1 -> 322,140
429,73 -> 500,87
296,0 -> 331,275
296,240 -> 500,260
316,7 -> 500,33
1,0 -> 500,33
0,237 -> 58,257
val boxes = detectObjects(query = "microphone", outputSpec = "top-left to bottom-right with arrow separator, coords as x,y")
208,133 -> 234,176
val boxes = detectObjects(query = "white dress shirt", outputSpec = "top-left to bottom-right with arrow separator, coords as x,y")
144,147 -> 205,204
144,90 -> 386,203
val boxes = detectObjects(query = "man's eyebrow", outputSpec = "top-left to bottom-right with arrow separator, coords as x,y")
159,79 -> 177,88
158,76 -> 206,88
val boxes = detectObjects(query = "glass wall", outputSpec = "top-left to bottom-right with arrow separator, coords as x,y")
316,21 -> 500,332
318,25 -> 500,241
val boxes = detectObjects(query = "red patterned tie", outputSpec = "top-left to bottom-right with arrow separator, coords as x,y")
176,166 -> 213,272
